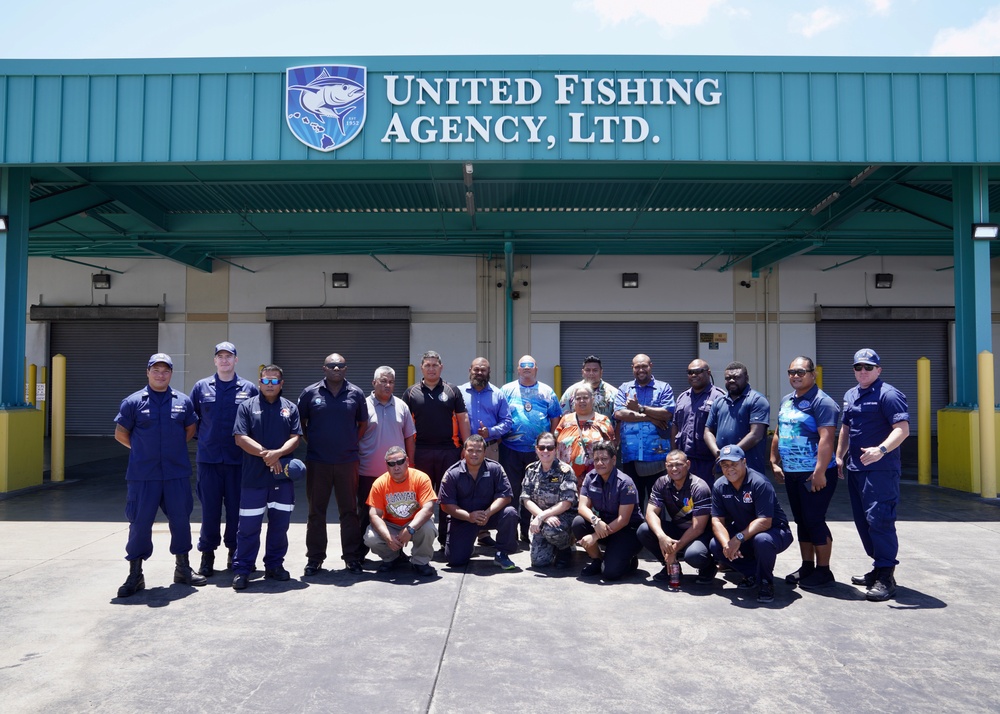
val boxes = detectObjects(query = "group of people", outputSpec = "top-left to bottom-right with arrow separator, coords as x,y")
112,343 -> 909,606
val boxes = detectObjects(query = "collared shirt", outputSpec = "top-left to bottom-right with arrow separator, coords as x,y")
438,458 -> 512,512
673,384 -> 726,462
553,412 -> 616,480
402,380 -> 467,449
560,379 -> 619,422
233,395 -> 303,489
649,473 -> 712,531
777,384 -> 840,473
297,379 -> 368,464
711,468 -> 789,532
367,468 -> 437,527
615,377 -> 676,463
500,380 -> 562,453
521,459 -> 578,509
358,393 -> 416,478
115,387 -> 197,481
579,468 -> 644,525
706,385 -> 771,474
189,373 -> 258,465
842,378 -> 909,472
459,381 -> 513,442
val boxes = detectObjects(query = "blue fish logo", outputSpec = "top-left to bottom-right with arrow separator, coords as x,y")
286,65 -> 367,152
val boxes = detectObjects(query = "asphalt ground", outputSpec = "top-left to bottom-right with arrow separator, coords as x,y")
1,439 -> 999,713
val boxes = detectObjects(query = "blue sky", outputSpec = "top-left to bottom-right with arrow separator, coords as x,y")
3,0 -> 1000,58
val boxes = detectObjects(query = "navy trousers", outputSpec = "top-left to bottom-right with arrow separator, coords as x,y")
124,478 -> 194,561
196,462 -> 242,552
233,481 -> 295,575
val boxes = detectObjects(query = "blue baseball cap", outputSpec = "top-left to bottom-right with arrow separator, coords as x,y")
215,341 -> 237,355
718,444 -> 746,462
276,457 -> 306,481
147,353 -> 173,369
853,348 -> 880,366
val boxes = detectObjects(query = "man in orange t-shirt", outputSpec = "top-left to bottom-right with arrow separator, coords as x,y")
364,446 -> 438,577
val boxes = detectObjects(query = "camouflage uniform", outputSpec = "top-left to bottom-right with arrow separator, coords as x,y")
521,459 -> 578,566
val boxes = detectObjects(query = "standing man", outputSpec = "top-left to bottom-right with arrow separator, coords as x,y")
189,341 -> 258,577
363,446 -> 438,577
459,357 -> 512,462
614,353 -> 675,509
402,350 -> 471,547
709,445 -> 793,604
559,354 -> 619,422
439,435 -> 519,570
704,361 -> 771,476
231,365 -> 303,590
672,359 -> 726,481
357,366 -> 416,552
771,356 -> 840,589
837,348 -> 910,602
298,353 -> 369,576
113,353 -> 206,598
500,355 -> 563,541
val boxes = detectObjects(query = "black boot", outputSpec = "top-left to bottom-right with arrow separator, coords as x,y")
174,553 -> 208,586
865,566 -> 897,602
227,547 -> 236,570
198,550 -> 215,577
117,559 -> 145,598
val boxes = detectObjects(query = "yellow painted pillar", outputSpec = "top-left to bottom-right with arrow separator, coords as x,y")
978,351 -> 997,499
407,364 -> 415,388
51,354 -> 66,483
554,365 -> 562,397
27,363 -> 37,407
39,366 -> 48,435
917,357 -> 931,485
815,365 -> 823,390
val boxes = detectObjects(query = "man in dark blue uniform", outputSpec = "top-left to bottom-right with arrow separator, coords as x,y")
704,361 -> 770,475
231,365 -> 303,590
298,352 -> 369,576
672,359 -> 726,481
709,444 -> 793,604
189,341 -> 258,576
113,353 -> 206,598
836,348 -> 910,602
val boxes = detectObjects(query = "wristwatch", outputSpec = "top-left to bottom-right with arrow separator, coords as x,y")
590,514 -> 600,526
735,532 -> 745,542
879,445 -> 888,455
405,525 -> 416,536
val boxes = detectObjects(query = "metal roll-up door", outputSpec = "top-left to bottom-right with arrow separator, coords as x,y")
560,322 -> 699,394
50,321 -> 159,435
272,320 -> 410,403
816,320 -> 948,433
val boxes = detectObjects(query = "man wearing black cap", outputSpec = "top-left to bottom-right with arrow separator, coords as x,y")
190,341 -> 258,576
837,348 -> 910,602
113,353 -> 206,598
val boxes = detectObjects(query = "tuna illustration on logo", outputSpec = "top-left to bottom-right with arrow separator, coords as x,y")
286,64 -> 366,152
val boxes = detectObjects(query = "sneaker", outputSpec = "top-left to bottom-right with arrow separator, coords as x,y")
412,563 -> 437,577
757,578 -> 775,603
800,568 -> 835,590
477,533 -> 496,547
737,575 -> 757,590
852,569 -> 877,588
232,573 -> 249,591
696,563 -> 718,585
377,557 -> 402,573
785,562 -> 815,585
303,560 -> 323,577
580,558 -> 603,577
866,569 -> 897,602
346,560 -> 364,574
494,552 -> 516,570
652,566 -> 670,582
264,567 -> 290,581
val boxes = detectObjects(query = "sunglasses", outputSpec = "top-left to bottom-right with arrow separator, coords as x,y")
853,364 -> 877,372
687,368 -> 708,376
787,369 -> 813,377
536,444 -> 556,451
260,378 -> 281,385
519,362 -> 536,368
324,362 -> 347,370
386,458 -> 407,467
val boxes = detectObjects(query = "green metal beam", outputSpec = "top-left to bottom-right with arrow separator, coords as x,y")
136,242 -> 213,273
101,184 -> 169,231
29,185 -> 113,230
872,184 -> 954,229
751,240 -> 823,272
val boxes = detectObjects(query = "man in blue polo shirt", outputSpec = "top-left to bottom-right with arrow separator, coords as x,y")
836,348 -> 910,602
231,364 -> 303,590
113,353 -> 206,598
189,341 -> 258,576
672,359 -> 726,481
704,361 -> 770,475
709,444 -> 793,604
298,352 -> 369,576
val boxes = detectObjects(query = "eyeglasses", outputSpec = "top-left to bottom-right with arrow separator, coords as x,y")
260,378 -> 281,385
787,369 -> 814,377
386,458 -> 407,467
853,364 -> 877,372
687,368 -> 708,376
536,444 -> 555,451
324,362 -> 346,370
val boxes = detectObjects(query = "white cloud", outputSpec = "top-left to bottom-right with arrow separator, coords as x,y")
930,7 -> 1000,56
866,0 -> 892,16
790,7 -> 844,38
586,0 -> 727,28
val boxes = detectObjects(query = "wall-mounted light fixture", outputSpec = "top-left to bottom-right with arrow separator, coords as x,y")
875,273 -> 893,289
92,273 -> 111,290
0,216 -> 8,231
332,273 -> 349,288
972,223 -> 999,240
622,273 -> 639,289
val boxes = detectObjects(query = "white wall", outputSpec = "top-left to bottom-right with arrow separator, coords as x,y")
28,257 -> 188,312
